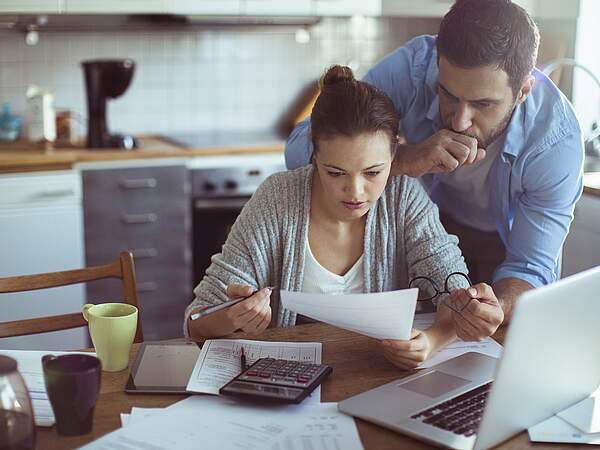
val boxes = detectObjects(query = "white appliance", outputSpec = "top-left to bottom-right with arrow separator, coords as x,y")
0,170 -> 87,350
339,266 -> 600,450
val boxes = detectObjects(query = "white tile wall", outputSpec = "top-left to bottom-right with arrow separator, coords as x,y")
0,17 -> 440,139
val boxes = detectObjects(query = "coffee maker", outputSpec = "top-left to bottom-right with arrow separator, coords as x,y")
82,59 -> 137,149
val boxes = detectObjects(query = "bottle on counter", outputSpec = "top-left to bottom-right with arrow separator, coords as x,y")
26,85 -> 56,144
0,103 -> 23,143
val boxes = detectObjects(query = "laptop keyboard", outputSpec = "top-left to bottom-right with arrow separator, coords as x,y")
410,382 -> 492,437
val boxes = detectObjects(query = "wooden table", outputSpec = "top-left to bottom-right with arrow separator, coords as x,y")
36,323 -> 577,450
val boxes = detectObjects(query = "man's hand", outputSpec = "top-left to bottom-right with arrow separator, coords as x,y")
393,129 -> 486,177
446,283 -> 503,341
378,329 -> 433,370
224,284 -> 272,335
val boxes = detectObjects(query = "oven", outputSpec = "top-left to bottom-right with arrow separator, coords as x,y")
189,154 -> 286,286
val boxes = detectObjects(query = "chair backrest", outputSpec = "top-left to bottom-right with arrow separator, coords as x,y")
0,251 -> 143,343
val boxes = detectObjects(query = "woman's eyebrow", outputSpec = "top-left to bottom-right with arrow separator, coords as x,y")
323,163 -> 385,171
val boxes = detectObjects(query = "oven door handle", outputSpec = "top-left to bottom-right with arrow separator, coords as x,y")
194,198 -> 248,210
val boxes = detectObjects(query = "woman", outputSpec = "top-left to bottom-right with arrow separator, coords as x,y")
184,66 -> 501,369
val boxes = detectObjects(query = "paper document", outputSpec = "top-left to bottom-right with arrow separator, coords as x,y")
0,349 -> 95,427
83,396 -> 363,450
186,339 -> 322,399
120,407 -> 165,427
528,414 -> 600,444
280,289 -> 418,340
411,313 -> 503,369
556,388 -> 600,433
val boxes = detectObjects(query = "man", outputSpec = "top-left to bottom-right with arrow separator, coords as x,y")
285,0 -> 584,342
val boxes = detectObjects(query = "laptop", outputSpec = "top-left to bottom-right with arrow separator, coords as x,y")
339,266 -> 600,450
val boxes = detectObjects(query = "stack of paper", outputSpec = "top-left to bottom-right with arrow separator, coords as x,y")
280,289 -> 418,340
186,339 -> 323,400
0,349 -> 96,427
86,396 -> 364,450
529,389 -> 600,444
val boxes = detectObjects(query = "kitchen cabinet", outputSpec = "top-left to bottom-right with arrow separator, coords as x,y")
244,0 -> 312,16
381,0 -> 578,18
313,0 -> 381,16
63,0 -> 168,14
562,193 -> 600,277
0,0 -> 62,13
169,0 -> 242,15
82,163 -> 192,341
0,170 -> 87,350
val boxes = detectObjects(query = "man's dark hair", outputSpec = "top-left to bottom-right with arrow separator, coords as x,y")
437,0 -> 540,95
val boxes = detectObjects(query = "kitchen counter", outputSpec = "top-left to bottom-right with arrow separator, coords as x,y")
0,135 -> 284,174
584,172 -> 600,197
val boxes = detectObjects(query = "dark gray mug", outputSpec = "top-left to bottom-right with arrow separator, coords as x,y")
42,354 -> 101,436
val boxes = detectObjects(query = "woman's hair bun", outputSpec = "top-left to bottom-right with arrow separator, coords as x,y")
320,65 -> 355,87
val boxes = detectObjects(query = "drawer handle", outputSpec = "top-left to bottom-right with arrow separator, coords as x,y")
119,178 -> 157,189
131,248 -> 158,259
121,213 -> 157,224
137,281 -> 158,293
38,189 -> 76,198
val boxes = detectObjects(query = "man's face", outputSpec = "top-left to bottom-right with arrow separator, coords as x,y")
438,56 -> 518,148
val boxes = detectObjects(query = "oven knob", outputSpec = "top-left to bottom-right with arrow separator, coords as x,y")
203,181 -> 217,193
224,180 -> 238,190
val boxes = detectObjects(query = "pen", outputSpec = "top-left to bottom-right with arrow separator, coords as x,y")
240,347 -> 248,372
189,286 -> 274,321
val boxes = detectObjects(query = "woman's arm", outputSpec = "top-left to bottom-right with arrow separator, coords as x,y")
184,176 -> 282,340
379,303 -> 458,370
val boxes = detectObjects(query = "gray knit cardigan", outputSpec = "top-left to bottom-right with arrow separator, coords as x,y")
184,165 -> 468,336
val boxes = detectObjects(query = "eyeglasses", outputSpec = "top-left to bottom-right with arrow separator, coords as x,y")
408,272 -> 474,315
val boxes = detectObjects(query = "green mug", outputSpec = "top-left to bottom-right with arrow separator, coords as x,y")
82,303 -> 137,372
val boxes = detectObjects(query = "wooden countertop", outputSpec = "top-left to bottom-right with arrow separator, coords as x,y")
0,136 -> 284,174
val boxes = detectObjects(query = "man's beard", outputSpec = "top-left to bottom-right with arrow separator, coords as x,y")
442,101 -> 517,148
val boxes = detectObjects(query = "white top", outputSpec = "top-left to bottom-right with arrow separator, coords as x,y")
302,240 -> 365,294
438,139 -> 502,232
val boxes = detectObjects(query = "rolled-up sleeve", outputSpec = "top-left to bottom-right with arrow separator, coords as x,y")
493,132 -> 584,287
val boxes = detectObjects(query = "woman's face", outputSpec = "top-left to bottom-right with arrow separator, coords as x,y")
313,131 -> 393,221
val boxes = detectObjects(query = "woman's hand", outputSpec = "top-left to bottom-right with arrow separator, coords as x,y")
224,284 -> 272,335
378,328 -> 433,370
188,284 -> 272,339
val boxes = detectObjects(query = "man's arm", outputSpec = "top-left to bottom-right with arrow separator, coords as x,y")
492,277 -> 533,322
492,132 -> 584,309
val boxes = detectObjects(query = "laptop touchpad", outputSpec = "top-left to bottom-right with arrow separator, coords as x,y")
398,371 -> 471,398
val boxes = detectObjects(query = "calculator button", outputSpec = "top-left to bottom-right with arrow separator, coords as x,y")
259,372 -> 272,378
246,370 -> 258,377
297,376 -> 310,383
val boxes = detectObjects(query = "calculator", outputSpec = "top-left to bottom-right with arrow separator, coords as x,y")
219,358 -> 332,404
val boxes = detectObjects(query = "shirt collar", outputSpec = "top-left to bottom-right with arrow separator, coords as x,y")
500,102 -> 525,158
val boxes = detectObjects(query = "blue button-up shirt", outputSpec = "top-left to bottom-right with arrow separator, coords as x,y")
285,35 -> 584,288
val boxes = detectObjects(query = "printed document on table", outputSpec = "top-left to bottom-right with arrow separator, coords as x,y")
186,339 -> 322,397
280,289 -> 418,340
528,414 -> 600,444
82,395 -> 363,450
556,388 -> 600,433
0,349 -> 95,427
411,313 -> 503,369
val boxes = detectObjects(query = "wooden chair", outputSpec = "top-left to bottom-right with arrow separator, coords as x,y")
0,251 -> 143,343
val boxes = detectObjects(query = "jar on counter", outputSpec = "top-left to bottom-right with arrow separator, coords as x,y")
0,355 -> 35,450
